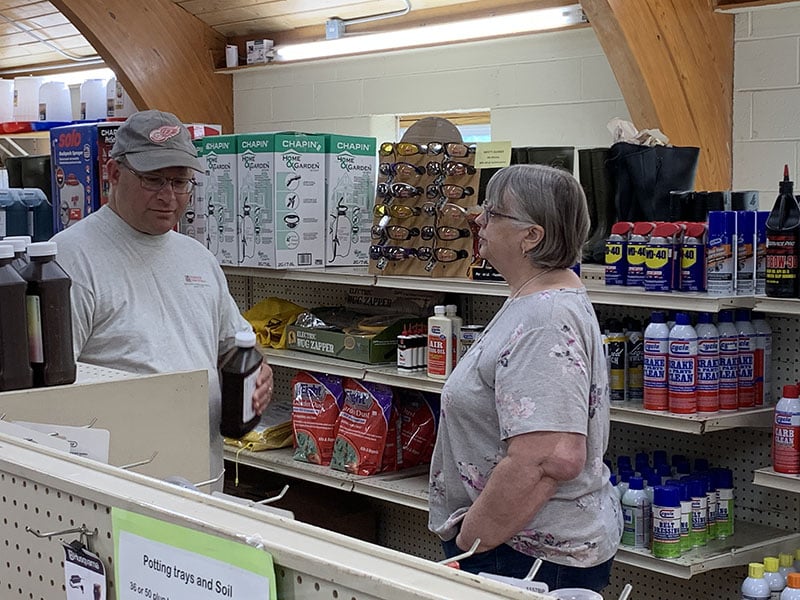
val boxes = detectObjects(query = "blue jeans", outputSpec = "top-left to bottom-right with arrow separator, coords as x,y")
441,538 -> 614,592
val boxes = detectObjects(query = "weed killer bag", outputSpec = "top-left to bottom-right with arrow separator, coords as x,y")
291,371 -> 344,465
397,389 -> 440,469
331,379 -> 398,475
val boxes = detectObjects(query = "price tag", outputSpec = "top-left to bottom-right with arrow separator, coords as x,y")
64,544 -> 107,600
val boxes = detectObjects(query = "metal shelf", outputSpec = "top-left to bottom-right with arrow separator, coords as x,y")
609,402 -> 773,434
264,349 -> 770,433
224,447 -> 429,510
753,466 -> 800,493
225,264 -> 761,310
753,297 -> 800,316
615,521 -> 800,579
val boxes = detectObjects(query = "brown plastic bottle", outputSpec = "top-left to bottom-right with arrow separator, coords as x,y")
19,241 -> 76,387
0,243 -> 33,391
3,235 -> 31,272
765,164 -> 800,298
219,329 -> 262,438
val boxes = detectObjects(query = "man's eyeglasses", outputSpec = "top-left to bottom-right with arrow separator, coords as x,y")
123,164 -> 196,195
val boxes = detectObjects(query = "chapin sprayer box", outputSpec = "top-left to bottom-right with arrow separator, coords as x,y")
49,122 -> 120,233
236,132 -> 275,268
272,132 -> 326,269
200,134 -> 238,265
179,140 -> 208,246
323,134 -> 377,267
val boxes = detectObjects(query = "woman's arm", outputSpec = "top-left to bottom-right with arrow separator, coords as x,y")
455,430 -> 586,553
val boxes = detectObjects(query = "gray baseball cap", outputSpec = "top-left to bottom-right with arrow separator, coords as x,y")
110,109 -> 203,172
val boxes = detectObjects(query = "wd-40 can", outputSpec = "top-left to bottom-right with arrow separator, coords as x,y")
605,221 -> 633,286
680,222 -> 707,292
626,222 -> 655,287
645,223 -> 682,292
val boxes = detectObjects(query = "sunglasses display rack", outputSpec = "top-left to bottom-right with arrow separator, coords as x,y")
369,140 -> 480,279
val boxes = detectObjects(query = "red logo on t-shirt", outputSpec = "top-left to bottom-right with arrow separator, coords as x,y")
149,125 -> 181,144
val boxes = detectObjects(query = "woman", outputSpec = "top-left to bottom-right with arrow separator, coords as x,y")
428,164 -> 622,592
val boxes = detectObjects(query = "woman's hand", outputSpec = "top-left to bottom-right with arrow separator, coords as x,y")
252,361 -> 274,415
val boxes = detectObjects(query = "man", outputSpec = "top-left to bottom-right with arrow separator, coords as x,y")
52,110 -> 273,481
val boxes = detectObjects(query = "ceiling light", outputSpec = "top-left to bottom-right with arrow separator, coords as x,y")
275,5 -> 585,63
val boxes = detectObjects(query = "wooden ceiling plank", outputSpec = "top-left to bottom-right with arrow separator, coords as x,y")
580,0 -> 733,190
52,0 -> 232,131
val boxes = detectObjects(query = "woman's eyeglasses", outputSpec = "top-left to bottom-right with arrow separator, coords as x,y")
482,204 -> 527,222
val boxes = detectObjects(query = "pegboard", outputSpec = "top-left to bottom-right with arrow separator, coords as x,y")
373,502 -> 442,562
0,472 -> 115,600
251,277 -> 352,311
3,439 -> 542,600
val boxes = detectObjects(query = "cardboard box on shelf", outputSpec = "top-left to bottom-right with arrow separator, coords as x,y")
273,132 -> 326,268
285,286 -> 443,364
236,132 -> 275,267
246,39 -> 274,64
200,134 -> 238,265
179,139 -> 208,245
49,122 -> 121,233
323,134 -> 377,267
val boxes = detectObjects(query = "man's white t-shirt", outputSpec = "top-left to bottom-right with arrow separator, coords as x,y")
52,205 -> 251,477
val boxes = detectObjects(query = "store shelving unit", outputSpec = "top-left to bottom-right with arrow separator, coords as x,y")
262,347 -> 773,432
222,264 -> 800,596
224,448 -> 800,578
1,433 -> 552,600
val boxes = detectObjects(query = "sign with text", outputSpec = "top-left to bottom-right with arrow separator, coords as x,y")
112,508 -> 276,600
475,141 -> 512,169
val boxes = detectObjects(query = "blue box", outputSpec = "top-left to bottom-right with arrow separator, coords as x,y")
49,122 -> 120,233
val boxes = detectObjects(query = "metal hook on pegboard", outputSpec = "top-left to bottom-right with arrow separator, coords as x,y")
25,524 -> 97,553
618,583 -> 633,600
436,538 -> 481,567
117,451 -> 158,470
253,483 -> 289,505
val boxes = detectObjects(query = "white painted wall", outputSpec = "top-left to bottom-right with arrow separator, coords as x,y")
233,26 -> 629,151
734,6 -> 800,207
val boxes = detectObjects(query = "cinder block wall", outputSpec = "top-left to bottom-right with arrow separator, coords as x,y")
232,27 -> 629,151
734,6 -> 800,207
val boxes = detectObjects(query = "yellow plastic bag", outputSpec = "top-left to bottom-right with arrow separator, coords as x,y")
243,296 -> 306,349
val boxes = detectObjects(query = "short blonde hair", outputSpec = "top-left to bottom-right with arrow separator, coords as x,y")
485,164 -> 589,268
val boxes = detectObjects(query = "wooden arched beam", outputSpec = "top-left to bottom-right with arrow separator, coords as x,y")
52,0 -> 232,132
581,0 -> 733,190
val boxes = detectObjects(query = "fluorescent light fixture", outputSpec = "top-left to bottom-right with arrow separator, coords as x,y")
275,4 -> 585,62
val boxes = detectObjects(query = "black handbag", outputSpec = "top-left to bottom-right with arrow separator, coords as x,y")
609,141 -> 700,222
